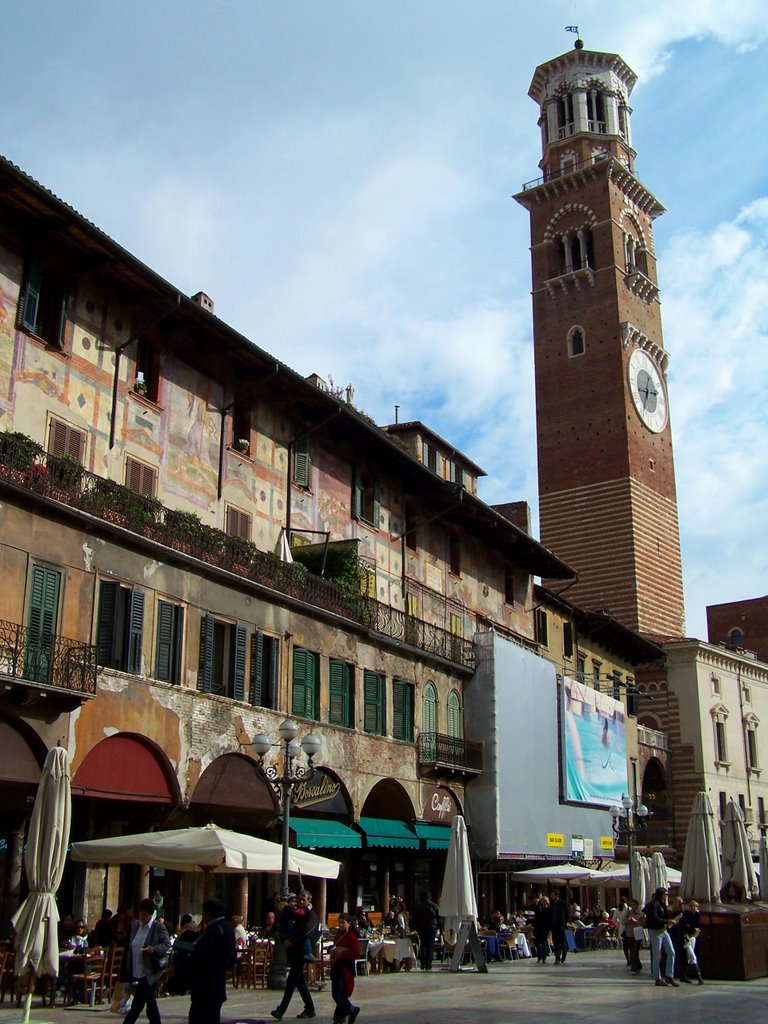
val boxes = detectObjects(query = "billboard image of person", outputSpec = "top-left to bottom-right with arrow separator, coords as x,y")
562,677 -> 629,807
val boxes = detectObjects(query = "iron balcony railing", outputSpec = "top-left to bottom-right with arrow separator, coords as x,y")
0,433 -> 474,670
522,152 -> 610,191
418,732 -> 483,775
0,618 -> 97,695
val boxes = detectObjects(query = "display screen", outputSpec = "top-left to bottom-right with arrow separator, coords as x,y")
562,677 -> 629,807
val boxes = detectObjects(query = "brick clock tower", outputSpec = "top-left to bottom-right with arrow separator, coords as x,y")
514,41 -> 685,637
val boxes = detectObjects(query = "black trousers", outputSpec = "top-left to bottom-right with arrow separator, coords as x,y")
275,959 -> 315,1016
123,977 -> 161,1024
552,928 -> 567,962
417,928 -> 437,969
189,993 -> 224,1024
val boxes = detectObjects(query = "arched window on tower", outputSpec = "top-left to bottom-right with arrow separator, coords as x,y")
624,232 -> 648,276
568,327 -> 585,357
557,93 -> 575,138
557,227 -> 594,275
587,89 -> 606,133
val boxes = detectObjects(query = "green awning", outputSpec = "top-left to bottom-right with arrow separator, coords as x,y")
356,817 -> 420,849
283,816 -> 362,849
412,822 -> 451,850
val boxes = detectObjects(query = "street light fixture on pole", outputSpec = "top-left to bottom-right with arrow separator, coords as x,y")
252,719 -> 322,989
610,794 -> 650,895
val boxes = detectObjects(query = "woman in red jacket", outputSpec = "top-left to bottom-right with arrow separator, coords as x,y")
329,914 -> 361,1024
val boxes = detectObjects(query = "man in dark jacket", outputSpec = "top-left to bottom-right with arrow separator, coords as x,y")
188,898 -> 238,1024
642,887 -> 678,987
411,892 -> 441,971
271,890 -> 319,1020
549,890 -> 569,964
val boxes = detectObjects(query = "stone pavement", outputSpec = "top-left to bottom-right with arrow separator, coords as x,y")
1,949 -> 766,1024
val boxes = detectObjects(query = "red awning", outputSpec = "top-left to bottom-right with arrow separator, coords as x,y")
73,735 -> 175,803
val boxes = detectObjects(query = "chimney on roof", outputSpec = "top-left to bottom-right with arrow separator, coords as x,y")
192,291 -> 214,313
492,501 -> 532,534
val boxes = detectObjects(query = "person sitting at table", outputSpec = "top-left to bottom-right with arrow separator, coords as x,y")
66,919 -> 89,951
58,913 -> 76,948
91,908 -> 114,948
353,906 -> 372,936
260,910 -> 279,940
229,914 -> 248,947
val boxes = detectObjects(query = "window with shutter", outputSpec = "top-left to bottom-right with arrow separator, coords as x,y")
97,580 -> 145,673
353,466 -> 381,527
363,670 -> 385,735
250,632 -> 279,708
47,418 -> 85,461
423,683 -> 437,734
25,564 -> 61,683
447,690 -> 462,738
392,679 -> 413,741
329,659 -> 353,727
156,601 -> 184,684
125,457 -> 157,497
231,626 -> 247,701
293,436 -> 311,488
226,506 -> 252,540
18,256 -> 68,349
292,647 -> 318,719
198,615 -> 216,693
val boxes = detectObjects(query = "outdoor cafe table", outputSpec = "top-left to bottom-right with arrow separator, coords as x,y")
367,937 -> 415,971
480,933 -> 501,961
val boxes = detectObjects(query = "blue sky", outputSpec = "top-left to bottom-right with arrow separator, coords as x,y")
5,1 -> 768,640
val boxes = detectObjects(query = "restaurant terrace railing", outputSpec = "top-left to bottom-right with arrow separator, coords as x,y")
0,432 -> 474,671
418,732 -> 483,776
0,618 -> 97,695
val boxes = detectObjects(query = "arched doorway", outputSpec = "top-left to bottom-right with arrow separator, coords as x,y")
358,780 -> 420,913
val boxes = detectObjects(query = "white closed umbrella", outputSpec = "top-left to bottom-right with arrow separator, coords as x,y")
630,850 -> 646,905
12,746 -> 72,1024
649,851 -> 668,892
721,799 -> 757,901
680,791 -> 722,902
759,834 -> 768,901
439,815 -> 478,945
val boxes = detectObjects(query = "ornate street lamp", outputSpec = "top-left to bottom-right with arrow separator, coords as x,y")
610,794 -> 650,893
252,719 -> 322,989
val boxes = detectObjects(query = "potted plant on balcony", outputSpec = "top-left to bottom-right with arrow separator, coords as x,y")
234,438 -> 250,456
133,373 -> 148,397
0,431 -> 44,480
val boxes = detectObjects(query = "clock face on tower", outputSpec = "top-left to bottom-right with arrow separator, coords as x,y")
628,348 -> 668,433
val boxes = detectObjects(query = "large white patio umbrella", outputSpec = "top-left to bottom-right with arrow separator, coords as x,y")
759,833 -> 768,901
12,746 -> 72,1024
680,791 -> 722,902
721,799 -> 757,901
649,851 -> 669,893
439,815 -> 478,945
510,863 -> 594,885
71,822 -> 340,890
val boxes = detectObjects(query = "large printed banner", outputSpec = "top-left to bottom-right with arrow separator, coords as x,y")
561,677 -> 629,808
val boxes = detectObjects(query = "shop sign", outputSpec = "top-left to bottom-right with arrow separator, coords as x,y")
292,769 -> 346,813
547,833 -> 564,848
421,785 -> 459,822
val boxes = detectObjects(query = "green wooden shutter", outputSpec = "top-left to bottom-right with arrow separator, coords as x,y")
329,659 -> 349,727
231,625 -> 247,701
25,565 -> 60,683
267,636 -> 279,709
156,601 -> 176,682
393,680 -> 413,741
352,467 -> 363,519
423,683 -> 437,735
198,614 -> 215,692
21,257 -> 42,333
293,437 -> 311,488
448,691 -> 462,738
292,648 -> 316,718
127,589 -> 145,674
96,581 -> 119,668
363,670 -> 383,735
250,632 -> 264,706
372,479 -> 381,527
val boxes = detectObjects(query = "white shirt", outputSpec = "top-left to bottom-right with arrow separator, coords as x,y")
131,920 -> 152,979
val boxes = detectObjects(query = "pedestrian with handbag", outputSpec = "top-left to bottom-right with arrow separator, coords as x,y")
123,897 -> 172,1024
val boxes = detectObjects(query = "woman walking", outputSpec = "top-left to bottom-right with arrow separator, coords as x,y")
123,897 -> 171,1024
330,914 -> 361,1024
533,896 -> 552,964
